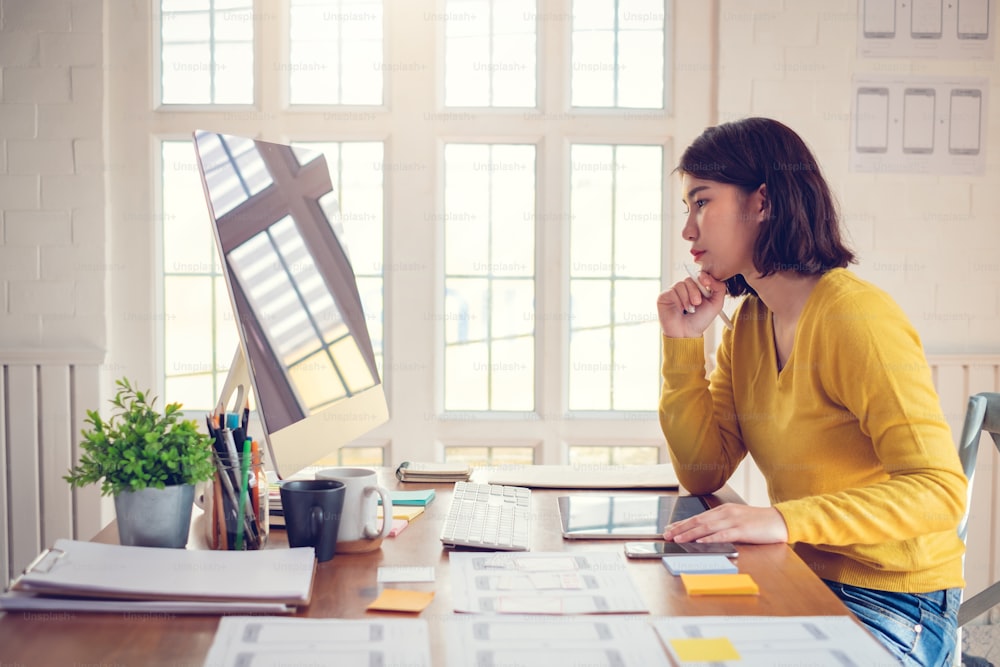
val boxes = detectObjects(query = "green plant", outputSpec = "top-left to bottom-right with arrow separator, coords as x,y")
64,378 -> 215,496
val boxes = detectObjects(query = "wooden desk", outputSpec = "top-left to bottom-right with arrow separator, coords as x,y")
0,478 -> 851,666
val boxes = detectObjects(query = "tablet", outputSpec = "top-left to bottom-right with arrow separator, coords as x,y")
557,494 -> 711,539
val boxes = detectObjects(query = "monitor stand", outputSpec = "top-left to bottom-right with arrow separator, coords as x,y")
216,345 -> 249,420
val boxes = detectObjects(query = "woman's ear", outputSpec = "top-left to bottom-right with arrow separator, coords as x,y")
754,183 -> 769,222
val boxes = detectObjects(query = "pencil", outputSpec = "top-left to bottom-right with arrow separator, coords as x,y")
684,263 -> 734,330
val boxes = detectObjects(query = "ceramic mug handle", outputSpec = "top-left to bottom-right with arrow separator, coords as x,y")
363,485 -> 393,539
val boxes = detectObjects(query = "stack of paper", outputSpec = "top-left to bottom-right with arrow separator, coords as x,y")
1,539 -> 316,614
388,489 -> 436,506
478,463 -> 679,489
680,573 -> 759,596
378,505 -> 425,521
395,461 -> 471,483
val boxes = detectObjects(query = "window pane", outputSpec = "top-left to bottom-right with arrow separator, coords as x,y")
568,327 -> 612,410
162,141 -> 229,411
444,143 -> 536,411
213,42 -> 255,104
617,31 -> 663,108
568,445 -> 658,465
289,0 -> 384,105
160,1 -> 254,105
444,0 -> 537,108
570,145 -> 614,276
570,0 -> 664,109
570,30 -> 616,108
445,446 -> 535,467
338,446 -> 385,466
569,144 -> 662,411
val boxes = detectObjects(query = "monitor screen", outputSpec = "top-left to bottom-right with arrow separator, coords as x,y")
191,130 -> 388,479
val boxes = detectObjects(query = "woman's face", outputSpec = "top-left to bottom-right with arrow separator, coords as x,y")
679,174 -> 766,282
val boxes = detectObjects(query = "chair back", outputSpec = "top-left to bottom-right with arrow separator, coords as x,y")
956,393 -> 1000,543
955,392 -> 1000,628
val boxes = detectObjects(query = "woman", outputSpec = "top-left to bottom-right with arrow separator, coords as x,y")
657,117 -> 966,667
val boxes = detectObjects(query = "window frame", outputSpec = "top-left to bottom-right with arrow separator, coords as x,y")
106,0 -> 717,469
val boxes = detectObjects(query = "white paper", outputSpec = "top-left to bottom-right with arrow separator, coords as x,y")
443,615 -> 671,667
477,463 -> 679,489
857,0 -> 995,59
653,615 -> 895,666
13,539 -> 316,605
851,76 -> 989,175
0,590 -> 293,615
449,551 -> 648,614
203,616 -> 432,667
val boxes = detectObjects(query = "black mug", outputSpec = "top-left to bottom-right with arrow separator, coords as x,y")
279,479 -> 346,562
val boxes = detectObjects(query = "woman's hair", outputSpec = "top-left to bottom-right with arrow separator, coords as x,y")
676,117 -> 855,297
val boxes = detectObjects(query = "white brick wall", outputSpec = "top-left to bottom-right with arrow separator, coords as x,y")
0,0 -> 106,350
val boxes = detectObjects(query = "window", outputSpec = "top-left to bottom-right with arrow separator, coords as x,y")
159,0 -> 255,104
568,144 -> 663,411
115,0 -> 710,470
570,0 -> 666,108
161,140 -> 238,404
288,0 -> 384,105
443,0 -> 537,107
443,143 -> 535,411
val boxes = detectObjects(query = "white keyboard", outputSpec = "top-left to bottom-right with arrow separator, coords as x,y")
440,481 -> 532,551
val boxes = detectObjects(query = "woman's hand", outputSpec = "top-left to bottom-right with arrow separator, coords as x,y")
663,504 -> 789,545
657,271 -> 727,338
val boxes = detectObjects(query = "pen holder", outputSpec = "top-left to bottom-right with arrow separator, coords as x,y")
203,451 -> 269,551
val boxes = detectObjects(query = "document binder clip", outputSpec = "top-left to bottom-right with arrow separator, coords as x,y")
23,547 -> 66,575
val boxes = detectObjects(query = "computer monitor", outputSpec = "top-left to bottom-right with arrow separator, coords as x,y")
191,130 -> 388,479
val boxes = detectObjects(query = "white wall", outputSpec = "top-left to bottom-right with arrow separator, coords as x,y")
709,0 -> 1000,355
0,0 -> 107,355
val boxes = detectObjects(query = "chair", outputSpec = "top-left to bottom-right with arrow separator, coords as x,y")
956,392 -> 1000,627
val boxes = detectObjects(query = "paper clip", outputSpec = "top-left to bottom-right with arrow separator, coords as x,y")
23,547 -> 66,575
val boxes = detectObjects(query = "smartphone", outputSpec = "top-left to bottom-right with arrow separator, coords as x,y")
911,0 -> 943,38
855,87 -> 890,154
863,0 -> 896,38
902,88 -> 936,154
957,0 -> 990,39
624,541 -> 739,559
949,88 -> 982,155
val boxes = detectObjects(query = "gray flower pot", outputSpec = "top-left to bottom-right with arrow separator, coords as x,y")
114,484 -> 195,548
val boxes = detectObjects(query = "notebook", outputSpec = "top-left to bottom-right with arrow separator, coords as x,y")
558,494 -> 710,539
11,539 -> 316,605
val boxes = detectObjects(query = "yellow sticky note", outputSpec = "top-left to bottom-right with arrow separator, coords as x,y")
378,505 -> 425,521
366,589 -> 435,613
680,573 -> 759,596
670,637 -> 741,662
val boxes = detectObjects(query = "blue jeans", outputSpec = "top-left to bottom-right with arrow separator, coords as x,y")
824,580 -> 961,667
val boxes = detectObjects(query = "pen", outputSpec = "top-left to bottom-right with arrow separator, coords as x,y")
222,428 -> 261,547
235,438 -> 252,550
684,263 -> 734,330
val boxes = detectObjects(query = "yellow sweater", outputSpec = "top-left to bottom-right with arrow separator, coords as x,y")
659,269 -> 966,593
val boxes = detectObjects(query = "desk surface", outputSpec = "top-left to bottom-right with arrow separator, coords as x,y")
0,476 -> 851,666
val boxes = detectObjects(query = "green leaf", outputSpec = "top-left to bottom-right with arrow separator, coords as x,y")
64,376 -> 217,496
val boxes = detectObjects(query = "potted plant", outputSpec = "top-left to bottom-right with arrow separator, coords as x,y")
65,377 -> 216,548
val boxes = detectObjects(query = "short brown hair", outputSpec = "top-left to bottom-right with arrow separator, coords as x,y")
676,117 -> 855,297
